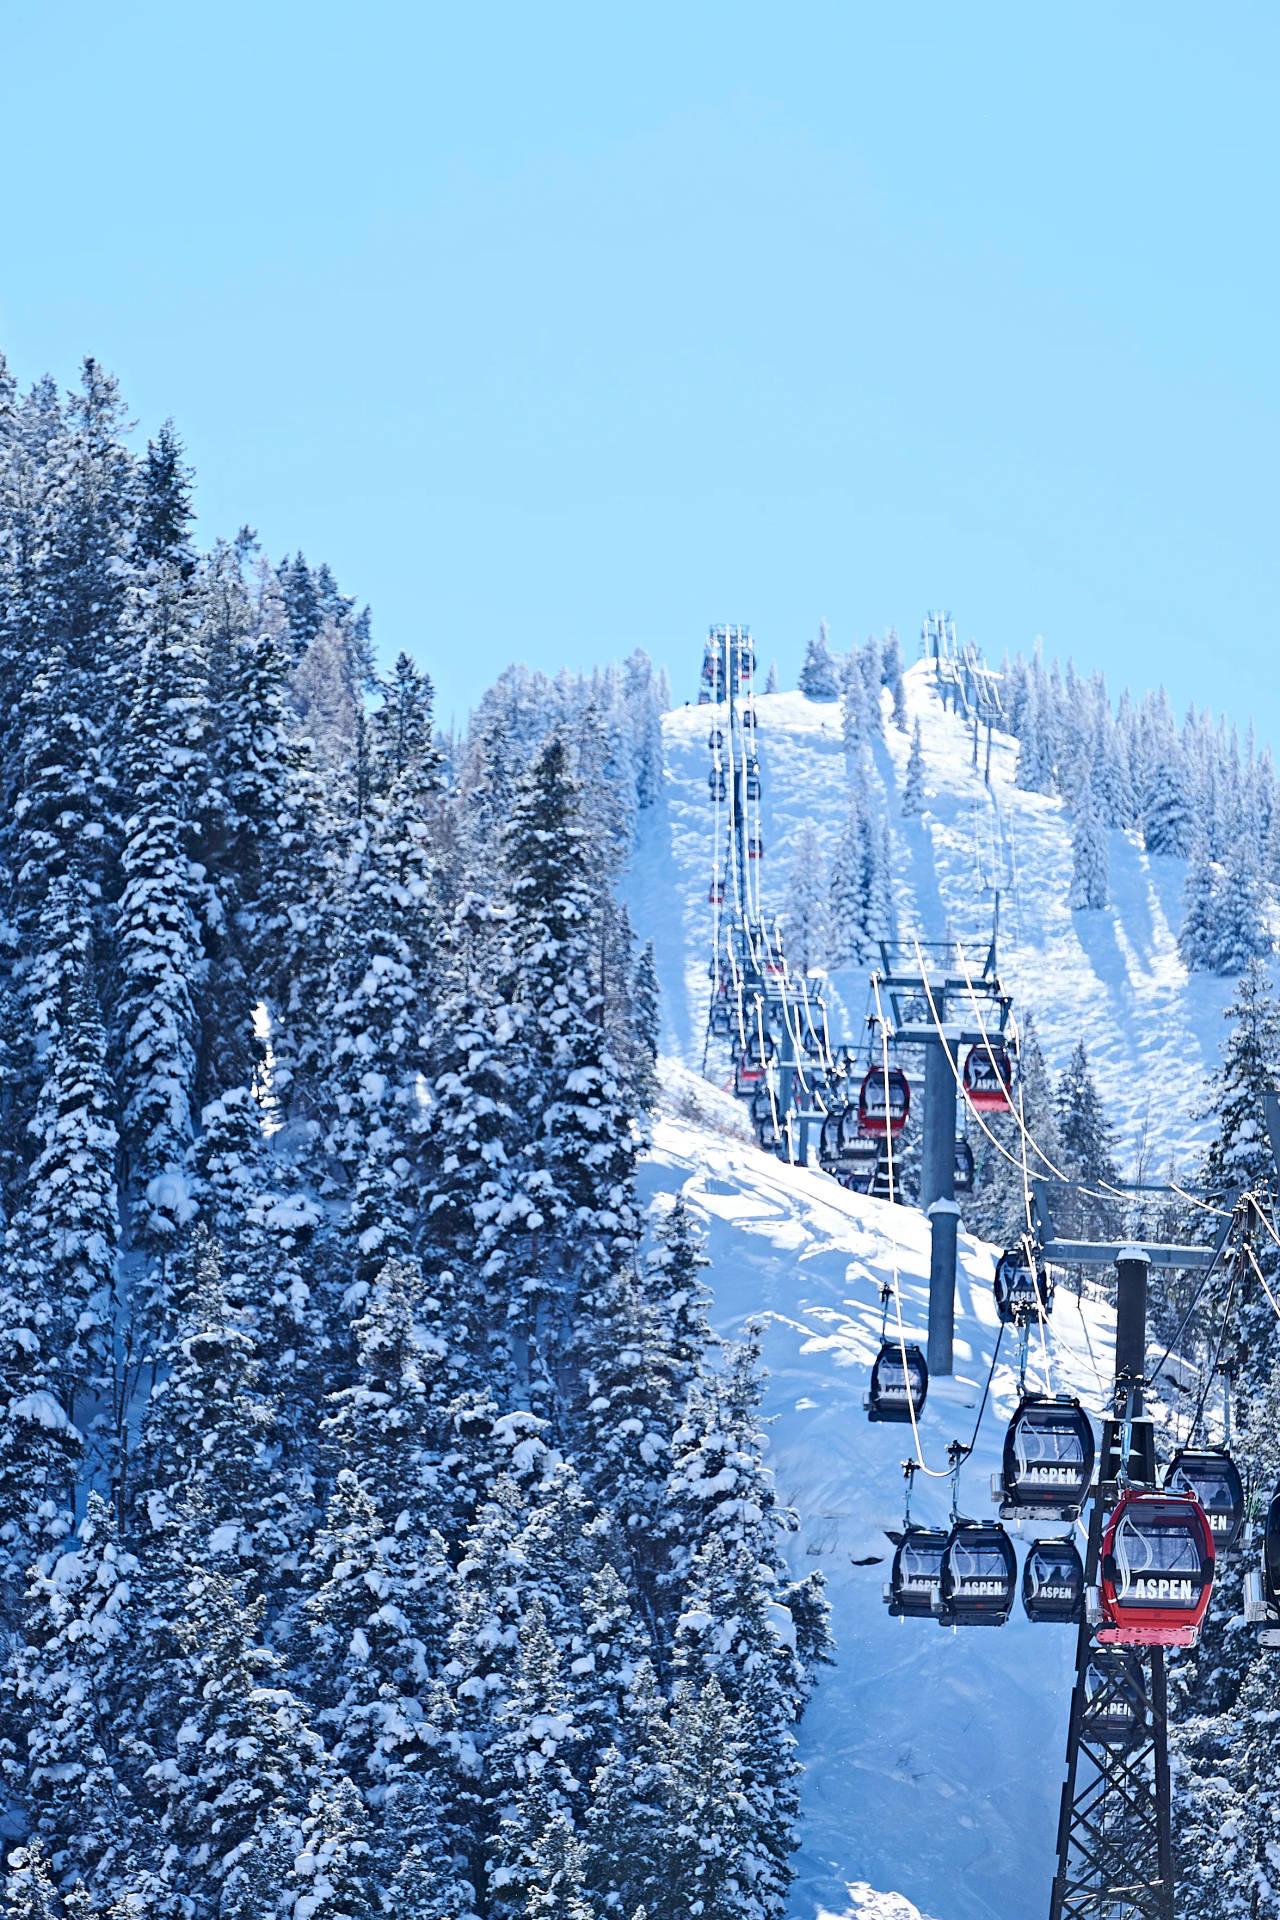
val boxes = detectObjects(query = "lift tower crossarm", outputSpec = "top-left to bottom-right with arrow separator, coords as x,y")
1041,1240 -> 1218,1272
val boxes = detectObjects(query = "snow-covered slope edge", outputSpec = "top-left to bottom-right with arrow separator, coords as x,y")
641,1082 -> 1118,1920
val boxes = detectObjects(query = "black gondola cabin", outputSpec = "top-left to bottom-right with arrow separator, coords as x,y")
998,1394 -> 1094,1519
993,1248 -> 1054,1324
1165,1448 -> 1245,1552
1082,1651 -> 1148,1747
1022,1536 -> 1085,1623
937,1519 -> 1018,1626
884,1527 -> 950,1618
865,1342 -> 928,1424
1245,1479 -> 1280,1645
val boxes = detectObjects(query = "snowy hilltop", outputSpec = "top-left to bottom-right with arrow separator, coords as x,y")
630,649 -> 1258,1175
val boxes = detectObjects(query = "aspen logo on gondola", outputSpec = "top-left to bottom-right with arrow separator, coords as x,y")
959,1580 -> 1009,1595
1036,1585 -> 1076,1599
1125,1578 -> 1196,1603
1023,1466 -> 1079,1482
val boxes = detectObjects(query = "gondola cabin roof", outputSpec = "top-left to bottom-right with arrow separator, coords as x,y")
865,1341 -> 928,1424
937,1519 -> 1018,1626
858,1066 -> 910,1138
999,1394 -> 1095,1519
962,1041 -> 1014,1114
1098,1490 -> 1216,1647
1165,1448 -> 1245,1552
885,1527 -> 950,1618
1022,1536 -> 1085,1624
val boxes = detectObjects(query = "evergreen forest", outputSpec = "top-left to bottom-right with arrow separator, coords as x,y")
0,357 -> 832,1918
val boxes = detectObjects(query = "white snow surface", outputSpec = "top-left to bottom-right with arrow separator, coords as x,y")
628,659 -> 1239,1170
640,1109 -> 1117,1920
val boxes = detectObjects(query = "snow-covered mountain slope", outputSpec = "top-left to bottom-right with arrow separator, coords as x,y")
628,658 -> 1237,1171
641,1079 -> 1119,1920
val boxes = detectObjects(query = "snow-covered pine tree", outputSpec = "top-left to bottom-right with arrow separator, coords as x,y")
671,1532 -> 803,1914
12,966 -> 118,1426
1142,756 -> 1196,857
623,648 -> 665,811
839,647 -> 867,766
1091,713 -> 1135,830
6,649 -> 115,963
901,719 -> 926,816
484,1597 -> 587,1917
135,418 -> 196,576
665,1329 -> 829,1677
371,652 -> 442,797
881,628 -> 907,729
1214,847 -> 1272,976
798,623 -> 839,701
325,688 -> 441,1263
647,1677 -> 754,1919
139,1566 -> 328,1912
303,1463 -> 452,1791
1197,960 -> 1280,1369
783,824 -> 827,973
1054,1039 -> 1121,1243
765,661 -> 778,693
576,1263 -> 679,1655
629,939 -> 661,1120
1172,1353 -> 1280,1917
1014,663 -> 1056,794
131,1232 -> 284,1582
416,927 -> 520,1391
868,818 -> 896,949
859,639 -> 884,740
1178,843 -> 1221,973
3,1493 -> 141,1894
114,562 -> 211,1248
828,783 -> 873,970
646,1196 -> 713,1408
1067,772 -> 1109,910
499,734 -> 639,1413
277,552 -> 324,663
320,1254 -> 449,1528
0,1839 -> 63,1920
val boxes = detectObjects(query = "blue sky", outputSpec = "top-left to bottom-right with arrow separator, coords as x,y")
2,2 -> 1277,737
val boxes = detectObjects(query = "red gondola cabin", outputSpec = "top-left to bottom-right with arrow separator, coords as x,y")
1097,1490 -> 1216,1648
962,1041 -> 1014,1114
858,1066 -> 910,1138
